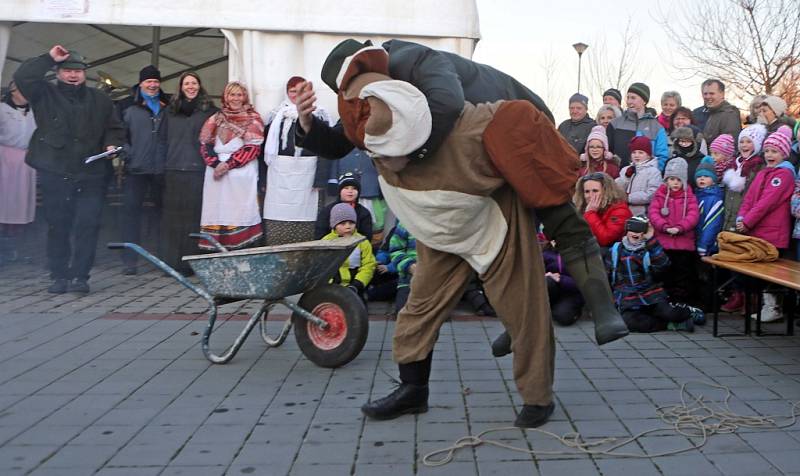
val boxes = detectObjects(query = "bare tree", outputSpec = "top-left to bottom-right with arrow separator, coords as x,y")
659,0 -> 800,99
538,45 -> 563,113
585,17 -> 641,107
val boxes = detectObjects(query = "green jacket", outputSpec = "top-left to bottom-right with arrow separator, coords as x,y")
322,231 -> 376,290
14,54 -> 125,179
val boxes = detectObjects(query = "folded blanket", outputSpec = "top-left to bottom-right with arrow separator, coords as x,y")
712,231 -> 779,262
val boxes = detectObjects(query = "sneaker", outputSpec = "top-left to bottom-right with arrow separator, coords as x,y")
122,266 -> 137,276
750,292 -> 783,322
674,303 -> 705,326
68,279 -> 90,294
721,291 -> 744,313
47,279 -> 68,294
667,319 -> 695,332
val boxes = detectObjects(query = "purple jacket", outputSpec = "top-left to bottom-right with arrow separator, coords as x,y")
738,162 -> 796,249
648,184 -> 700,251
542,249 -> 578,294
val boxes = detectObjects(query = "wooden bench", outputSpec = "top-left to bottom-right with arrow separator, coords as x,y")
701,257 -> 799,337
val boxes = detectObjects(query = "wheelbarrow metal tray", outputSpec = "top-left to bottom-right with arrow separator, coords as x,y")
182,236 -> 364,300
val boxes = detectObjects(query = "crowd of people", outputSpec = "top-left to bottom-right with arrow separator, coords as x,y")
3,45 -> 800,328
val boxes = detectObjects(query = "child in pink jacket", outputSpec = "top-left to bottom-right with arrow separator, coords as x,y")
737,126 -> 796,322
648,157 -> 700,305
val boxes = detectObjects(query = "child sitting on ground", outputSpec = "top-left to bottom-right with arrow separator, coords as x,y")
737,126 -> 796,322
606,216 -> 703,333
315,172 -> 373,240
616,136 -> 662,216
541,235 -> 584,326
387,222 -> 417,313
322,203 -> 376,301
648,157 -> 700,306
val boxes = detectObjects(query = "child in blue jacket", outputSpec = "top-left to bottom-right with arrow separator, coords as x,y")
694,157 -> 724,257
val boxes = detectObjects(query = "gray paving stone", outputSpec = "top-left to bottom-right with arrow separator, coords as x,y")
594,458 -> 661,476
357,440 -> 415,464
537,458 -> 598,476
706,451 -> 781,475
294,440 -> 357,465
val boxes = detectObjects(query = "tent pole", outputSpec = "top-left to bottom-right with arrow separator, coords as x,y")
151,26 -> 161,68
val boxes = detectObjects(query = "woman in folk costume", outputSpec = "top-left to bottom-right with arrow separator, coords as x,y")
198,82 -> 264,250
303,46 -> 629,428
0,81 -> 37,265
262,76 -> 333,246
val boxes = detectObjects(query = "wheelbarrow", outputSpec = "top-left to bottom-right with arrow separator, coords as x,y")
107,234 -> 369,368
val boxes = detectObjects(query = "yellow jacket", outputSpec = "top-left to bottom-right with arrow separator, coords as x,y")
322,231 -> 377,291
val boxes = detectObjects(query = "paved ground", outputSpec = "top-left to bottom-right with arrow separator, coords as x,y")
0,223 -> 799,475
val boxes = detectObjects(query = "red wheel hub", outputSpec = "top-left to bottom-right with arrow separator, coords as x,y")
307,303 -> 348,350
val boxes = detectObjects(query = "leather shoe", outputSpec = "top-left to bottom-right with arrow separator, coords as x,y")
491,331 -> 511,357
48,279 -> 68,294
361,383 -> 428,420
514,402 -> 555,428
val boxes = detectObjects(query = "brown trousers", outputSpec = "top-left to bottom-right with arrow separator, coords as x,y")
392,185 -> 555,406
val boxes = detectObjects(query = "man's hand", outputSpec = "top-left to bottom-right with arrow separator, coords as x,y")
213,162 -> 230,180
296,81 -> 317,133
49,45 -> 71,62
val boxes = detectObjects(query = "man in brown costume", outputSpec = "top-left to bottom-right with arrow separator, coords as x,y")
297,43 -> 628,427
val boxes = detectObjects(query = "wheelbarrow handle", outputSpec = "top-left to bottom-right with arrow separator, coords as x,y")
107,242 -> 127,250
188,233 -> 228,253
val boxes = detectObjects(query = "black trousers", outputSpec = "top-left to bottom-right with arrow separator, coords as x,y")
121,173 -> 164,266
40,171 -> 108,281
546,276 -> 584,326
622,301 -> 692,333
662,250 -> 698,304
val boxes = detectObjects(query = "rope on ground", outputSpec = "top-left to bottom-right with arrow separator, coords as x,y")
422,380 -> 800,467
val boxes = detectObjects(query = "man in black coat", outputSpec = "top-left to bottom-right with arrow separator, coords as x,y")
14,45 -> 124,294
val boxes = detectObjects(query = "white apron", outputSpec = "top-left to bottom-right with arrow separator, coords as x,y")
200,137 -> 261,226
262,155 -> 319,221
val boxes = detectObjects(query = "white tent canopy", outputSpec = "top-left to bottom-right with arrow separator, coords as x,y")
1,0 -> 480,120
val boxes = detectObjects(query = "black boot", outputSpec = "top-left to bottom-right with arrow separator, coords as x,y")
560,239 -> 628,345
491,331 -> 511,357
514,402 -> 555,428
362,353 -> 431,420
537,204 -> 628,345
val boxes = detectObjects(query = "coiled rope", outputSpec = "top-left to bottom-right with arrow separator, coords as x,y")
422,380 -> 800,467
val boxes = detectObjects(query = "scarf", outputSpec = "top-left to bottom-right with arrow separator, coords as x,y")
622,236 -> 646,252
142,92 -> 161,115
199,83 -> 264,146
178,98 -> 198,117
264,100 -> 299,162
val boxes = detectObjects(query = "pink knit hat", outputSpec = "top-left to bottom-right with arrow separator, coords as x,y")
584,125 -> 610,156
762,125 -> 793,158
709,134 -> 735,159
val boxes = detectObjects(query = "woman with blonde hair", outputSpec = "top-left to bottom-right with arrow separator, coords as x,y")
198,81 -> 264,250
595,104 -> 621,129
574,172 -> 632,247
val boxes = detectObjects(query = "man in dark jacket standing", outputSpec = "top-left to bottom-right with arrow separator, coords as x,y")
693,79 -> 741,145
116,66 -> 169,275
14,45 -> 124,294
557,93 -> 596,153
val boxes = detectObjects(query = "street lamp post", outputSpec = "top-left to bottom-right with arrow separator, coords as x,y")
572,42 -> 588,93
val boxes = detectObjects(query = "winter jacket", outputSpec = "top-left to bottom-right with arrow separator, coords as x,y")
616,158 -> 662,216
578,154 -> 621,178
388,223 -> 417,287
542,249 -> 579,296
322,231 -> 376,291
315,201 -> 373,240
738,161 -> 796,249
159,100 -> 218,172
693,105 -> 709,131
791,178 -> 800,239
584,200 -> 632,247
606,109 -> 669,169
703,101 -> 742,146
297,39 -> 553,162
648,184 -> 700,251
118,86 -> 170,175
558,115 -> 597,153
721,154 -> 766,232
694,185 -> 724,255
13,53 -> 125,180
605,237 -> 671,310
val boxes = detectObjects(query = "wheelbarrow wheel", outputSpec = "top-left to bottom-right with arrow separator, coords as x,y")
292,285 -> 369,368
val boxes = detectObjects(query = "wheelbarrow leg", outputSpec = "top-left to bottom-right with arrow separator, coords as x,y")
259,301 -> 294,347
202,301 -> 276,364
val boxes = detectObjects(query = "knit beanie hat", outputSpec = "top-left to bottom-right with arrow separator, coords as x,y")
628,135 -> 652,156
694,156 -> 718,183
569,93 -> 589,107
737,123 -> 768,156
664,157 -> 689,184
762,125 -> 793,158
602,88 -> 622,104
627,82 -> 650,103
709,134 -> 735,159
329,203 -> 357,229
139,65 -> 161,83
584,125 -> 609,154
338,172 -> 361,193
760,95 -> 787,117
